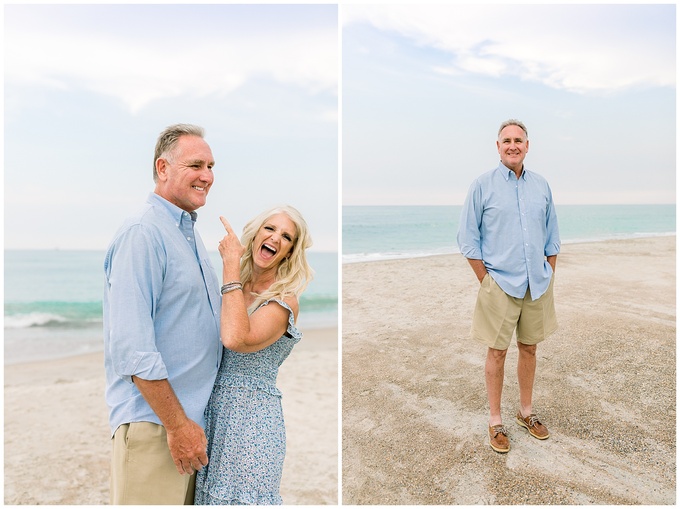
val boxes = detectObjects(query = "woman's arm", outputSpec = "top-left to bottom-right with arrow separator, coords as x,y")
222,295 -> 297,353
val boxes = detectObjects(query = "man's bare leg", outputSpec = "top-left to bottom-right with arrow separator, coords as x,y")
486,347 -> 507,425
517,342 -> 537,417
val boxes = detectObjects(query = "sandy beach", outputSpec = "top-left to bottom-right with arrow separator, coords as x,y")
4,327 -> 338,505
342,236 -> 676,504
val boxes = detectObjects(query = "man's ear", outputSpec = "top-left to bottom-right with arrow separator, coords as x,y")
156,158 -> 168,181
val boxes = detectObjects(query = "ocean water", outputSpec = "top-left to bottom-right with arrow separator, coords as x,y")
343,204 -> 676,263
4,250 -> 337,364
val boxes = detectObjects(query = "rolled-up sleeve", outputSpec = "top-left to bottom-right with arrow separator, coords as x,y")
544,185 -> 561,257
105,225 -> 169,384
457,179 -> 483,259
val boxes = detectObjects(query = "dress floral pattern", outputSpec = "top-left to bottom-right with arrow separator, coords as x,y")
194,299 -> 302,505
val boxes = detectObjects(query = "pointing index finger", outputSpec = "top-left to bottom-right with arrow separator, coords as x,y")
219,216 -> 235,236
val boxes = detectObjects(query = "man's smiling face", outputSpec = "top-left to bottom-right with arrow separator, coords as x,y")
155,135 -> 215,213
497,124 -> 529,174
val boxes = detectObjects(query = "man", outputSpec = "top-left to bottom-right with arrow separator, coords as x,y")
457,119 -> 560,453
104,124 -> 222,503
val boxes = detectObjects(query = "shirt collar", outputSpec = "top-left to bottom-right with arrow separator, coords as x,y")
148,193 -> 198,224
498,161 -> 527,181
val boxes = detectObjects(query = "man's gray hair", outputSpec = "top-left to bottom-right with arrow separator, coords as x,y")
153,124 -> 205,182
498,119 -> 528,138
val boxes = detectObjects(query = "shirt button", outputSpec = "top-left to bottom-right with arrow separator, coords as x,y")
187,236 -> 191,241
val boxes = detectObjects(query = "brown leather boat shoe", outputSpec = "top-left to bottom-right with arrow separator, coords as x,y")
516,411 -> 550,440
488,424 -> 510,453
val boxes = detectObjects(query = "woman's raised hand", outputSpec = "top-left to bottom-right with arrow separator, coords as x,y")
218,216 -> 246,262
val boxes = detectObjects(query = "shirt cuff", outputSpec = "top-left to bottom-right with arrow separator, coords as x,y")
545,244 -> 561,257
460,245 -> 482,259
117,351 -> 169,384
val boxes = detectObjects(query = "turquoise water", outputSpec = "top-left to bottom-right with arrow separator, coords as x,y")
4,250 -> 337,364
343,204 -> 676,263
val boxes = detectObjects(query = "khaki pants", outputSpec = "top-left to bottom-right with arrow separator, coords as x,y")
110,422 -> 196,505
472,274 -> 557,350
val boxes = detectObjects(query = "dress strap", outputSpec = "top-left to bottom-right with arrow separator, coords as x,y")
256,298 -> 303,343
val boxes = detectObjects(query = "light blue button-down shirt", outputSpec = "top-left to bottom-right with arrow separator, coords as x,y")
103,193 -> 222,435
457,163 -> 560,301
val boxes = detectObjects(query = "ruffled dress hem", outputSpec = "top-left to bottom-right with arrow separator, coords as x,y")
195,487 -> 283,506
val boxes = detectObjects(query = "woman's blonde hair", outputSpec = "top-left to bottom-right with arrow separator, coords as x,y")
240,205 -> 314,312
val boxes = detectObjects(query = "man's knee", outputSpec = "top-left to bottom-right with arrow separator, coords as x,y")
517,342 -> 537,355
487,347 -> 508,362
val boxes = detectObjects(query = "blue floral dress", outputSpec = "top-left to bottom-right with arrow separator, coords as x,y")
194,299 -> 302,505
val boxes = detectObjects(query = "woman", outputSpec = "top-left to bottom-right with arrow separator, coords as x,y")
194,205 -> 314,505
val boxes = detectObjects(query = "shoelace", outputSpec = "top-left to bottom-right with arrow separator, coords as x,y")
492,425 -> 509,437
527,415 -> 541,427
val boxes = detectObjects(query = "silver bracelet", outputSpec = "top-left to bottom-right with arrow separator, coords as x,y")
221,283 -> 243,295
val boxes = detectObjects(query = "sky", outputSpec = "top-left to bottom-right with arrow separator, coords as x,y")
3,4 -> 676,253
342,3 -> 676,206
4,4 -> 338,251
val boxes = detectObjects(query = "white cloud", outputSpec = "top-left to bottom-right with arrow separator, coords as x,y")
5,26 -> 337,113
342,4 -> 675,94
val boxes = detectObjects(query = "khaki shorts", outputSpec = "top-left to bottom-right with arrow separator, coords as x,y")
471,274 -> 557,350
110,422 -> 196,505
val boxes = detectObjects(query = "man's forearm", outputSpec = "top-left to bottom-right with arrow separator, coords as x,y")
547,255 -> 557,273
132,376 -> 208,475
132,376 -> 188,431
466,258 -> 488,283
